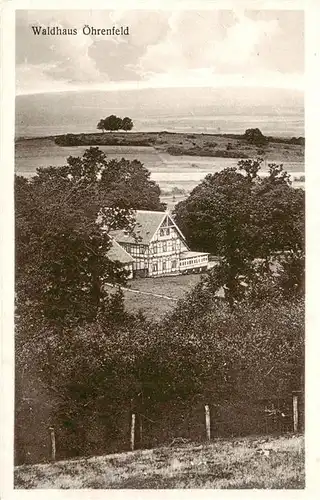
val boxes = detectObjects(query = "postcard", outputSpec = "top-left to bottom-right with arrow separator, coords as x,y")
1,0 -> 318,497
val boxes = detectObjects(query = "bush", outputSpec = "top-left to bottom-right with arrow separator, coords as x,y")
244,128 -> 268,146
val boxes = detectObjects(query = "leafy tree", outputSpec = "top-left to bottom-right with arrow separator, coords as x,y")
244,128 -> 267,145
102,114 -> 122,132
98,156 -> 165,211
16,283 -> 304,463
174,159 -> 304,306
161,268 -> 304,400
97,118 -> 106,133
15,147 -> 164,324
122,116 -> 133,132
97,115 -> 134,133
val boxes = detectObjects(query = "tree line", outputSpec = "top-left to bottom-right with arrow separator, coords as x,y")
15,148 -> 304,464
97,115 -> 133,132
243,128 -> 304,146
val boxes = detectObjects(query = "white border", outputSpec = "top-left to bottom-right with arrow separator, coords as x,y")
1,0 -> 319,498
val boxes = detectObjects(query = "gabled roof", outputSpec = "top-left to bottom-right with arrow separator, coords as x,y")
110,210 -> 167,245
107,238 -> 134,264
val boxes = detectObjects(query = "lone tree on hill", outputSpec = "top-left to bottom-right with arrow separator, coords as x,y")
97,115 -> 134,133
104,114 -> 123,132
122,116 -> 133,132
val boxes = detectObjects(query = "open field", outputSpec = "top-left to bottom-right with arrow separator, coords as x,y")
43,130 -> 304,162
15,135 -> 304,197
116,274 -> 203,320
14,434 -> 304,489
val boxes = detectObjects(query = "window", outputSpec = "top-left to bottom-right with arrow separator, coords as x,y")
163,242 -> 167,252
162,261 -> 166,271
153,263 -> 158,273
172,260 -> 177,270
160,226 -> 170,237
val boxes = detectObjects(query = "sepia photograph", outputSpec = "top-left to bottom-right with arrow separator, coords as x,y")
6,1 -> 307,491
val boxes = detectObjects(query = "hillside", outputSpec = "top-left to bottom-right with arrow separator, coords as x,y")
53,130 -> 304,162
17,130 -> 305,163
16,87 -> 304,139
15,434 -> 304,489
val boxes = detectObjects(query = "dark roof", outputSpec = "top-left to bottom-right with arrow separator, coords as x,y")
107,239 -> 134,264
110,210 -> 166,245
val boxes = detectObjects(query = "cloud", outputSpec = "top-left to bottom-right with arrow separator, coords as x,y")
16,62 -> 71,94
208,15 -> 279,69
138,11 -> 279,77
110,10 -> 170,48
137,11 -> 230,74
15,9 -> 304,95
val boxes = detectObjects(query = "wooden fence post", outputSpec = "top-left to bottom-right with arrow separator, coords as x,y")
205,404 -> 211,441
139,417 -> 143,447
292,394 -> 299,433
49,427 -> 56,461
130,413 -> 136,451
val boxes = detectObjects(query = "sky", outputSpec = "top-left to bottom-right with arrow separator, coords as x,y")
16,9 -> 304,95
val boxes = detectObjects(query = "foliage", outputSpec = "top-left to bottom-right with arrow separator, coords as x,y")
15,147 -> 164,324
122,117 -> 134,132
97,115 -> 134,132
97,119 -> 105,132
15,284 -> 304,462
244,128 -> 267,145
289,136 -> 305,146
174,158 -> 304,306
15,151 -> 304,465
163,287 -> 304,400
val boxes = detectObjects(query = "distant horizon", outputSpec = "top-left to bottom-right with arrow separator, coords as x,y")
16,81 -> 304,140
15,85 -> 304,106
16,86 -> 305,98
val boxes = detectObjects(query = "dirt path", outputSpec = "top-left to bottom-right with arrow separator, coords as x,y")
105,283 -> 178,301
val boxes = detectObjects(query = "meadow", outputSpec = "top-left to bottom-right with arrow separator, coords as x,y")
108,274 -> 204,320
14,434 -> 304,489
15,133 -> 304,196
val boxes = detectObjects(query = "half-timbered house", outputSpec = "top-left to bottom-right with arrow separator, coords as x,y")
106,238 -> 134,279
110,210 -> 209,278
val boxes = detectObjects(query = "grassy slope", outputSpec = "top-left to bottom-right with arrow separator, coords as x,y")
15,434 -> 304,489
116,274 -> 203,320
37,131 -> 305,163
